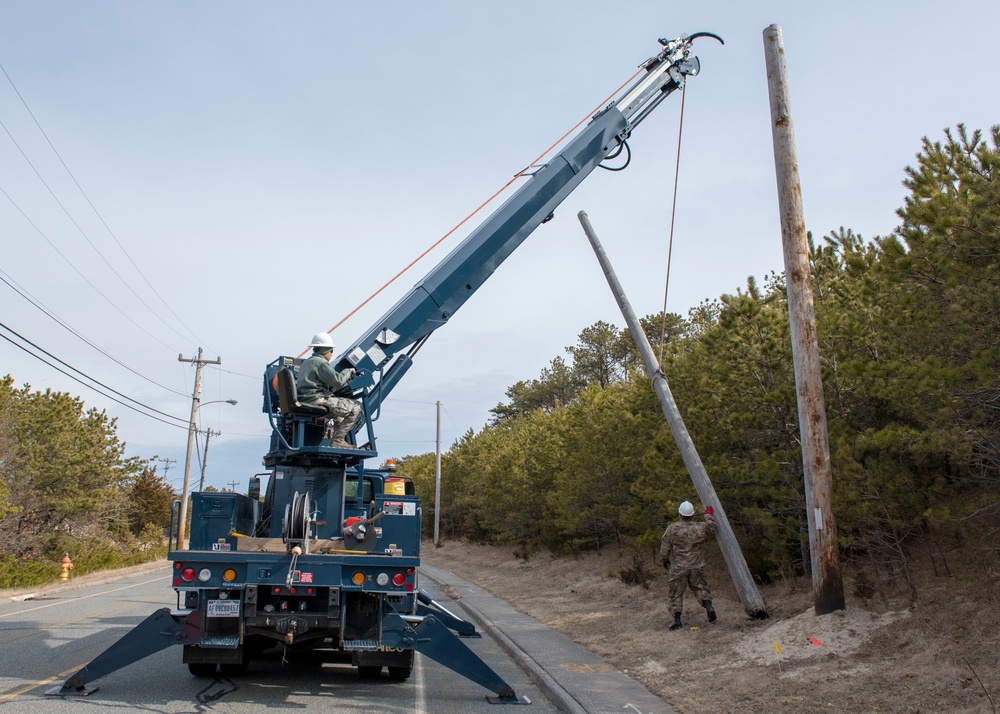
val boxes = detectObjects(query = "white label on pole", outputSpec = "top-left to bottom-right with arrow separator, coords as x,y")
814,507 -> 824,531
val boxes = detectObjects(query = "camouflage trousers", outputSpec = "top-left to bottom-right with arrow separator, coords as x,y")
312,396 -> 361,436
667,567 -> 712,615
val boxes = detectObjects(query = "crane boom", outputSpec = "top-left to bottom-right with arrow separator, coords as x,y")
334,34 -> 719,414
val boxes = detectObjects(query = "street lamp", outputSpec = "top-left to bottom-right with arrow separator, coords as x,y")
197,400 -> 237,491
178,396 -> 237,548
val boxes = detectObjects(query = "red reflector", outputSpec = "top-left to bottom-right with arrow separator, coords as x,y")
273,587 -> 280,594
181,568 -> 195,582
392,573 -> 406,586
174,562 -> 182,569
405,584 -> 414,592
290,588 -> 297,595
307,588 -> 314,595
172,578 -> 180,587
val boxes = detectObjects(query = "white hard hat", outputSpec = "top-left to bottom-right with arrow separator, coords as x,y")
310,332 -> 334,348
678,501 -> 695,517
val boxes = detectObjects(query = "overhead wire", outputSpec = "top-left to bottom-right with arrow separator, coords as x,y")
298,65 -> 647,359
0,61 -> 212,352
0,321 -> 189,428
0,267 -> 189,397
0,183 -> 180,353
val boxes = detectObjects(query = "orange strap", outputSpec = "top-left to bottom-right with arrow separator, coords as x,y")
297,67 -> 646,359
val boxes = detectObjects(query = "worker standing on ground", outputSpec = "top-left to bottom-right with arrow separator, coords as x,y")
296,332 -> 361,448
660,500 -> 717,630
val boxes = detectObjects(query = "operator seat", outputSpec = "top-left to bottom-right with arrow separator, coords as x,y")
275,367 -> 327,449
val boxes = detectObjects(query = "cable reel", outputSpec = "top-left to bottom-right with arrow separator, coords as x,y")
282,491 -> 312,546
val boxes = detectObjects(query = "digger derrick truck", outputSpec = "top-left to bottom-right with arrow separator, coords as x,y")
49,32 -> 720,703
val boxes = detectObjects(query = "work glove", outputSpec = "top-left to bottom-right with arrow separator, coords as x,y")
705,506 -> 714,515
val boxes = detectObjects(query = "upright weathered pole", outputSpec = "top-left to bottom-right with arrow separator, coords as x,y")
434,400 -> 442,547
579,211 -> 768,619
178,348 -> 221,549
763,24 -> 845,614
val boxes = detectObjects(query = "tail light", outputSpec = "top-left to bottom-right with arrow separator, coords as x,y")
181,568 -> 196,582
392,573 -> 406,586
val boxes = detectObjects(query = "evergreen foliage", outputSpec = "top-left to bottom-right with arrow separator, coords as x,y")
0,377 -> 172,586
397,125 -> 1000,590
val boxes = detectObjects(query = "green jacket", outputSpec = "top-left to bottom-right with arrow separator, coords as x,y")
296,353 -> 353,403
659,514 -> 716,570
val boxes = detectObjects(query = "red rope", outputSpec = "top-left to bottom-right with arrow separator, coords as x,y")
298,67 -> 646,358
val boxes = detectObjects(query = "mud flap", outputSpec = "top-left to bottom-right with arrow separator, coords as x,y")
395,614 -> 524,703
46,607 -> 199,696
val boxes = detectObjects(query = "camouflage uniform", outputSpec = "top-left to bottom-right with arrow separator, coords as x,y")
659,513 -> 716,615
296,352 -> 361,441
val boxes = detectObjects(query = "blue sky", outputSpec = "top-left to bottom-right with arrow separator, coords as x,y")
1,1 -> 997,493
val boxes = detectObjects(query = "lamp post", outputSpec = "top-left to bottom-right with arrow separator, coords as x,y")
197,400 -> 237,492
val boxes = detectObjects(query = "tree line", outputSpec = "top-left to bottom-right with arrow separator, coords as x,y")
0,377 -> 174,587
396,125 -> 1000,599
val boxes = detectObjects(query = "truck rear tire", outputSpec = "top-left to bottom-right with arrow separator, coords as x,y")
387,665 -> 412,680
358,665 -> 382,680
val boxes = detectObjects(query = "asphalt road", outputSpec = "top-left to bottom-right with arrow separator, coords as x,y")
0,565 -> 556,713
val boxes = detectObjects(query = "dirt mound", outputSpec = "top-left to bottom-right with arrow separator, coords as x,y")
422,540 -> 999,713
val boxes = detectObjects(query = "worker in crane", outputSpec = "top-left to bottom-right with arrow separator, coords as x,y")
296,332 -> 362,448
660,500 -> 717,631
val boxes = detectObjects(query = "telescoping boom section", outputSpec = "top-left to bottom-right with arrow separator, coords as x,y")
48,32 -> 720,704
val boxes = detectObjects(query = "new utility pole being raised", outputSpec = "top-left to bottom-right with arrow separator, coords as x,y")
178,348 -> 221,548
764,24 -> 845,615
579,211 -> 768,619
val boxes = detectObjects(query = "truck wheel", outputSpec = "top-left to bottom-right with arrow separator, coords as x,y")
188,662 -> 218,678
387,665 -> 412,681
358,665 -> 382,680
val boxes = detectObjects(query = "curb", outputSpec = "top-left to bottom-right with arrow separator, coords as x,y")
2,559 -> 170,602
420,567 -> 587,713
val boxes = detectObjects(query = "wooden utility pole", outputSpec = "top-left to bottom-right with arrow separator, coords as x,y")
763,24 -> 845,614
178,348 -> 221,549
199,428 -> 220,492
434,400 -> 442,547
579,211 -> 768,619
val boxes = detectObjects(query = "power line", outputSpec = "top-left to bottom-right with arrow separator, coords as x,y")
0,183 -> 180,353
0,61 -> 212,352
0,267 -> 188,397
0,321 -> 188,428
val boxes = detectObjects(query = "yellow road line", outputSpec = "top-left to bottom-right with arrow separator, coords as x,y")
0,664 -> 84,701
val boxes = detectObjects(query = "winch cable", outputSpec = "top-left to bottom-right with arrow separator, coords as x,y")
298,68 -> 646,358
658,81 -> 687,368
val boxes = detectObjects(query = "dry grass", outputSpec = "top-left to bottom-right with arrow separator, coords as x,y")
422,540 -> 1000,714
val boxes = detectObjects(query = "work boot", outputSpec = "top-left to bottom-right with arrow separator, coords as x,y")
669,613 -> 683,631
703,600 -> 717,622
330,438 -> 355,449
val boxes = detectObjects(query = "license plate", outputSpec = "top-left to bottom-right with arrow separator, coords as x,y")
206,599 -> 240,617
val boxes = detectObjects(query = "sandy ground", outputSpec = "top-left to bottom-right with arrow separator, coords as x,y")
421,541 -> 1000,714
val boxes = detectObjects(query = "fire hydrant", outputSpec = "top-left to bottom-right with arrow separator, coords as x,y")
60,553 -> 74,581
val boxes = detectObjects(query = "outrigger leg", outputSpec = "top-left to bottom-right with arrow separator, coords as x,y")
416,589 -> 480,637
46,608 -> 199,696
384,613 -> 528,704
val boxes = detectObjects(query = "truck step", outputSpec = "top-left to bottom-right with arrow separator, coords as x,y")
341,639 -> 380,651
200,636 -> 240,648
